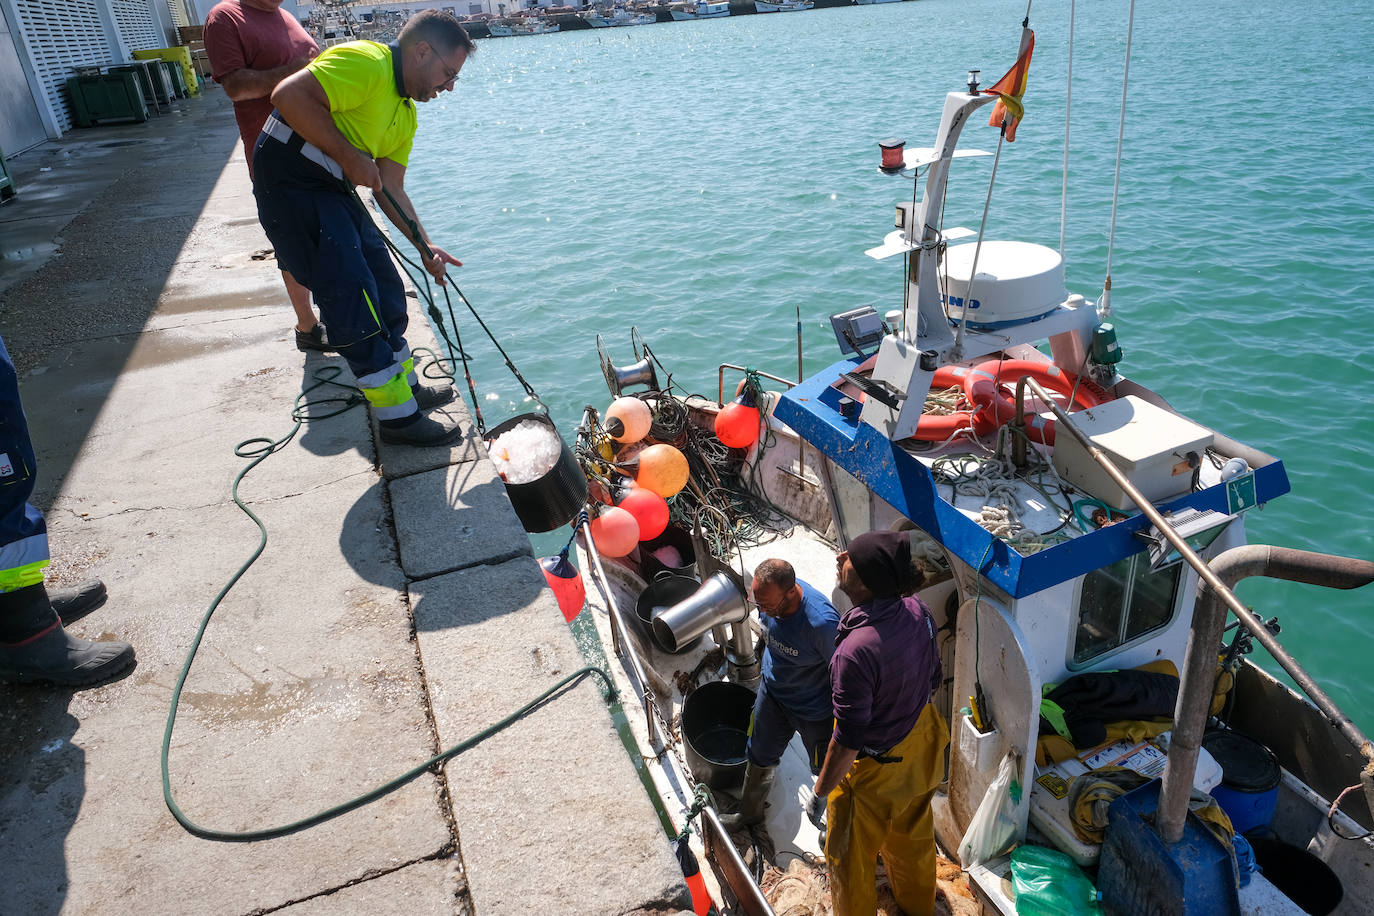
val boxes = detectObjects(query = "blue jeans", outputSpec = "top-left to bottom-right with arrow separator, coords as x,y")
746,685 -> 833,774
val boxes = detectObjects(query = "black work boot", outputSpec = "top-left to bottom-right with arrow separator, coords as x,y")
379,413 -> 464,448
411,382 -> 456,411
720,762 -> 775,833
49,578 -> 107,624
0,584 -> 135,687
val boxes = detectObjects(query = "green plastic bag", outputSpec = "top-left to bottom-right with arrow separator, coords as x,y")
1009,845 -> 1102,916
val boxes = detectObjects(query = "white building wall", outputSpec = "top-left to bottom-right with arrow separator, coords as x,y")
1,0 -> 178,138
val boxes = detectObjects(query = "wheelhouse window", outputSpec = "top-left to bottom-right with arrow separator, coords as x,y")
1073,554 -> 1181,665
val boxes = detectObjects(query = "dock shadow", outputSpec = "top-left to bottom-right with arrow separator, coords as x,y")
0,693 -> 81,916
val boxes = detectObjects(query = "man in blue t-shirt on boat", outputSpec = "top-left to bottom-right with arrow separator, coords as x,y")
721,557 -> 840,832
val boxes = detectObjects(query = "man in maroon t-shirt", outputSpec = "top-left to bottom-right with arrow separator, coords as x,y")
204,0 -> 331,353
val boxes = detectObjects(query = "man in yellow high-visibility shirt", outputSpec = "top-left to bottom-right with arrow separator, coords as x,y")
253,11 -> 472,447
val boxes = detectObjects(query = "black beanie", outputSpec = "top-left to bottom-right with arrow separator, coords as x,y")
847,530 -> 911,598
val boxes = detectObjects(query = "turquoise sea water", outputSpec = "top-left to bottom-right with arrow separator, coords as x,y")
404,0 -> 1374,732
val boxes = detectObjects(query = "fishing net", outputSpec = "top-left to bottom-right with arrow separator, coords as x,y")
759,854 -> 980,916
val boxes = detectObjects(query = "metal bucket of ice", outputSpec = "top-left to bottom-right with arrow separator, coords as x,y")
485,413 -> 588,533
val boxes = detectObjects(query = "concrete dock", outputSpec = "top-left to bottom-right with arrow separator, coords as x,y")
0,90 -> 691,915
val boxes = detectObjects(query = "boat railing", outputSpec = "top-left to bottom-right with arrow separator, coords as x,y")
717,363 -> 796,406
1022,375 -> 1374,843
578,512 -> 672,755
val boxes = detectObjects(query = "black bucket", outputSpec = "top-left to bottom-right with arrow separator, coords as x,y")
484,413 -> 588,534
1246,837 -> 1343,916
681,680 -> 755,790
639,524 -> 697,580
634,572 -> 702,653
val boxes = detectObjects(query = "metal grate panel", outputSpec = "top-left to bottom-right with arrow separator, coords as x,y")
12,0 -> 113,133
111,0 -> 159,50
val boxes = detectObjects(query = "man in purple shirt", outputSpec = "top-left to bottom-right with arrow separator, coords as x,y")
806,529 -> 948,916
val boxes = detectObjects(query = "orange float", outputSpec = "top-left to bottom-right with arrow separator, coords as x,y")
962,359 -> 1109,445
635,443 -> 690,498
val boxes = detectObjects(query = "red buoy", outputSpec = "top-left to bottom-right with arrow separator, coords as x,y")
714,390 -> 760,449
539,552 -> 586,622
617,486 -> 670,542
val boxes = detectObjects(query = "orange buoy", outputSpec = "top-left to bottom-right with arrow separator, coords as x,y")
605,396 -> 653,443
963,359 -> 1108,445
617,486 -> 670,541
589,506 -> 640,557
539,551 -> 586,622
635,443 -> 690,498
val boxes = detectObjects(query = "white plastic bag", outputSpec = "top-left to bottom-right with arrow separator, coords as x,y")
957,750 -> 1023,867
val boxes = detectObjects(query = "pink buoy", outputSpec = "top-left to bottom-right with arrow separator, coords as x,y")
605,397 -> 653,443
590,506 -> 640,558
618,486 -> 669,541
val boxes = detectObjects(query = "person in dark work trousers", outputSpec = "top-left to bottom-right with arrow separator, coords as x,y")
0,334 -> 134,686
721,558 -> 840,832
204,0 -> 332,353
252,11 -> 471,447
803,530 -> 948,916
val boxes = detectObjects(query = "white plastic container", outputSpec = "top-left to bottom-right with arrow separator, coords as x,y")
1051,395 -> 1214,510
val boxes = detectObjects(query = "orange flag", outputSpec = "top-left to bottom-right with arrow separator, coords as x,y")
984,27 -> 1034,141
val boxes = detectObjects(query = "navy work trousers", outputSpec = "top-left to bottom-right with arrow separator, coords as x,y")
0,334 -> 50,628
251,133 -> 411,392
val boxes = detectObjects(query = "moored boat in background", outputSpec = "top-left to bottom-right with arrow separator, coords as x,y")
670,0 -> 732,21
755,0 -> 813,11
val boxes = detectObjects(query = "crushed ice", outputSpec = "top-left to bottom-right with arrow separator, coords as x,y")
489,420 -> 561,484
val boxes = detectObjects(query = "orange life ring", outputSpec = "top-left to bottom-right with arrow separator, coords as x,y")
963,359 -> 1109,445
910,365 -> 996,441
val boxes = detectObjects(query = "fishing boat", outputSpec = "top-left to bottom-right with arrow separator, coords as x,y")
670,0 -> 732,21
754,0 -> 812,11
854,0 -> 904,4
560,11 -> 1374,916
511,17 -> 561,34
583,6 -> 657,27
486,21 -> 514,36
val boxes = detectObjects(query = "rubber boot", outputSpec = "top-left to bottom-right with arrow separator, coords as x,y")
0,584 -> 135,687
719,762 -> 775,832
49,578 -> 107,624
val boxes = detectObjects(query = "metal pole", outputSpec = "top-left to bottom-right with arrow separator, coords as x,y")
797,303 -> 806,483
1022,378 -> 1374,843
